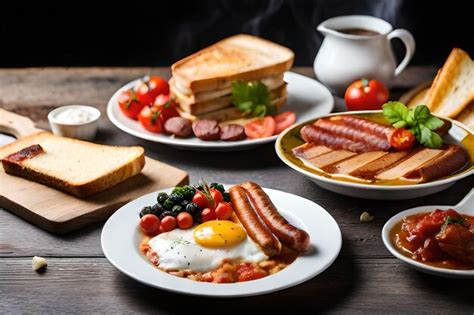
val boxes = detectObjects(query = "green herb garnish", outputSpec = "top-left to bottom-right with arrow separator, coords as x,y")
231,81 -> 276,117
444,216 -> 466,226
382,102 -> 444,149
196,179 -> 215,208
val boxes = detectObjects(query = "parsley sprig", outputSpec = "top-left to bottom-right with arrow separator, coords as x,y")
382,102 -> 445,149
231,81 -> 276,117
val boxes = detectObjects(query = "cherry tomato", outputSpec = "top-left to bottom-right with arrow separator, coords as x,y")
138,105 -> 163,133
160,216 -> 177,232
153,94 -> 180,123
148,76 -> 170,99
176,212 -> 193,229
215,202 -> 233,220
210,188 -> 223,205
274,111 -> 296,135
192,191 -> 212,209
118,89 -> 144,119
344,79 -> 389,110
388,128 -> 415,151
200,208 -> 217,222
139,214 -> 161,235
135,81 -> 155,105
244,116 -> 276,139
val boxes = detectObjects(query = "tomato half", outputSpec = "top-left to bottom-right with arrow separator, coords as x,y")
118,89 -> 144,119
274,111 -> 296,134
148,76 -> 170,99
388,128 -> 415,151
244,116 -> 276,139
153,94 -> 180,123
138,105 -> 163,133
344,79 -> 389,110
135,80 -> 155,105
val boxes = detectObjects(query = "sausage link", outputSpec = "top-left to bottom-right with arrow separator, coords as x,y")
241,182 -> 310,252
334,115 -> 393,138
229,185 -> 281,257
301,125 -> 373,153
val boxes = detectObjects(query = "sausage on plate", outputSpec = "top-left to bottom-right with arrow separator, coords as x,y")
192,120 -> 221,141
220,124 -> 245,141
164,117 -> 193,137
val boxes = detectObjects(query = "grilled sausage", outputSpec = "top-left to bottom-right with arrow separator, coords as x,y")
241,182 -> 310,252
192,119 -> 221,141
334,115 -> 393,138
220,124 -> 245,141
229,185 -> 281,257
164,117 -> 193,137
301,125 -> 374,153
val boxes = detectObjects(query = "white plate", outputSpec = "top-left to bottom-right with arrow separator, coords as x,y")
382,189 -> 474,278
275,110 -> 474,200
101,185 -> 342,297
107,72 -> 334,151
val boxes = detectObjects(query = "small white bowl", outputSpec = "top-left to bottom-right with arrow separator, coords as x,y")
382,189 -> 474,278
48,105 -> 101,140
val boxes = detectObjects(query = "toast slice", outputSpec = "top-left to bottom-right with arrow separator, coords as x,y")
171,34 -> 294,94
457,102 -> 474,131
426,48 -> 474,118
1,132 -> 145,198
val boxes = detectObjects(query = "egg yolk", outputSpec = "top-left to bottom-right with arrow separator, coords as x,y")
193,220 -> 247,248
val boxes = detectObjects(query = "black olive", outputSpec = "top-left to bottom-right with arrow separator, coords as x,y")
169,193 -> 184,203
139,206 -> 152,218
159,211 -> 175,219
172,205 -> 182,214
157,192 -> 168,204
185,202 -> 199,216
163,199 -> 174,209
181,199 -> 190,207
150,203 -> 164,216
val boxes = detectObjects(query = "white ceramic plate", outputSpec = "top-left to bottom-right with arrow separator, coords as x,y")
382,189 -> 474,278
101,185 -> 342,297
275,110 -> 474,200
107,72 -> 334,151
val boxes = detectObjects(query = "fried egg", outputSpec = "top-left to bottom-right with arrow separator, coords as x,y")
148,220 -> 267,272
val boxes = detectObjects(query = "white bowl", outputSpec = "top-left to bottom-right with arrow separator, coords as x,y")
48,105 -> 101,140
275,110 -> 474,200
382,189 -> 474,278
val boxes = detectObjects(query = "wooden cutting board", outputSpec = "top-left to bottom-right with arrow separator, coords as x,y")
0,109 -> 189,234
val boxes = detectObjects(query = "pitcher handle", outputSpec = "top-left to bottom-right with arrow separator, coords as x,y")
388,29 -> 416,76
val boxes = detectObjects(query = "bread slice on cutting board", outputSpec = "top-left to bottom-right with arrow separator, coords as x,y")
1,131 -> 145,198
426,48 -> 474,118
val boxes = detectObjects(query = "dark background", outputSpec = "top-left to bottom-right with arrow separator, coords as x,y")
1,1 -> 472,67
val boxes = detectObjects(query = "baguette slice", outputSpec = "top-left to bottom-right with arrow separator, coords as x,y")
1,132 -> 145,198
426,48 -> 474,118
171,34 -> 294,94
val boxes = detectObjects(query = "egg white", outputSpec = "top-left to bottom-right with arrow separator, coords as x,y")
148,228 -> 268,272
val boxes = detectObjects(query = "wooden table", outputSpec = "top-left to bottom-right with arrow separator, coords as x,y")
1,67 -> 473,314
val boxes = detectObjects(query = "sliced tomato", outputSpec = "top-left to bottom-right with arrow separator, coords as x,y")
154,94 -> 180,123
388,128 -> 415,151
118,89 -> 144,119
138,105 -> 163,133
148,76 -> 169,99
244,116 -> 276,139
274,111 -> 296,134
135,80 -> 155,105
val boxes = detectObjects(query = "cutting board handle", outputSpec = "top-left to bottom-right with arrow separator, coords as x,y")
0,108 -> 42,138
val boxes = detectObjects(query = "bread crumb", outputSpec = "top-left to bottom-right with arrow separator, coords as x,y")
360,212 -> 374,222
32,256 -> 48,272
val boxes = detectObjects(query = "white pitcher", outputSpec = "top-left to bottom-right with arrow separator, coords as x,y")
313,15 -> 415,95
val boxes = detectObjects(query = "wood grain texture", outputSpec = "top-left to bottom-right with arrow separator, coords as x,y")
0,66 -> 472,314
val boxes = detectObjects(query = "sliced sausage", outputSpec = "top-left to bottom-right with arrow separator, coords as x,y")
164,117 -> 193,137
241,182 -> 310,252
229,185 -> 281,257
220,124 -> 245,141
192,119 -> 221,141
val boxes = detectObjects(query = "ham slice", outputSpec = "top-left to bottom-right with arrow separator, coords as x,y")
350,151 -> 409,179
376,148 -> 443,181
324,151 -> 388,174
292,143 -> 332,160
307,150 -> 356,169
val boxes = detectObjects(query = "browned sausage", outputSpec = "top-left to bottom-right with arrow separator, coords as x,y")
164,117 -> 193,137
192,120 -> 221,141
333,115 -> 393,138
220,124 -> 245,141
241,182 -> 310,252
301,125 -> 374,153
229,185 -> 281,257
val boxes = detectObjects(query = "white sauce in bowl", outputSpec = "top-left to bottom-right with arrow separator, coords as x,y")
54,107 -> 95,124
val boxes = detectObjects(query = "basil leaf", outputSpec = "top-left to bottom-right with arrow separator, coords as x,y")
393,120 -> 407,128
413,105 -> 431,122
423,116 -> 444,130
252,104 -> 267,117
419,124 -> 443,148
383,102 -> 408,124
231,80 -> 271,118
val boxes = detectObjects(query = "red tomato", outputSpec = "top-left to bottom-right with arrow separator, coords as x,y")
138,105 -> 163,133
176,212 -> 193,229
215,202 -> 233,220
192,191 -> 212,209
344,79 -> 389,110
274,111 -> 296,135
388,128 -> 415,151
236,262 -> 267,282
200,208 -> 217,222
135,81 -> 155,105
153,94 -> 180,123
160,216 -> 177,232
244,116 -> 276,139
139,214 -> 161,235
118,89 -> 144,119
210,188 -> 223,205
148,76 -> 169,99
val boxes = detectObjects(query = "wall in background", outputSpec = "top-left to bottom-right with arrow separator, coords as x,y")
0,1 -> 472,67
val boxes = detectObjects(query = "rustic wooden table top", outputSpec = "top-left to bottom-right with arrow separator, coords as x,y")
1,67 -> 473,314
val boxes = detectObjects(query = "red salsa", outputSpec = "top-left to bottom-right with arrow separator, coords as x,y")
391,209 -> 474,270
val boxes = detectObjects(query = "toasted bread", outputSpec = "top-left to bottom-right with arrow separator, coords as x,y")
1,132 -> 145,197
457,102 -> 474,131
426,48 -> 474,118
171,34 -> 294,94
